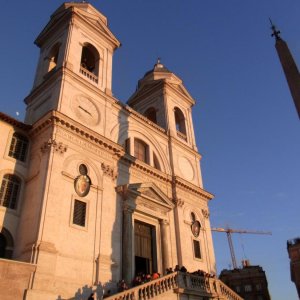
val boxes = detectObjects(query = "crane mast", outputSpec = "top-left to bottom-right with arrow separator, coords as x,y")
211,227 -> 272,269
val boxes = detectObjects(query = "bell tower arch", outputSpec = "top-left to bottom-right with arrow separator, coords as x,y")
24,2 -> 120,125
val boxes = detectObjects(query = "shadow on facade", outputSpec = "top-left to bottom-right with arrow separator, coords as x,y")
114,106 -> 134,289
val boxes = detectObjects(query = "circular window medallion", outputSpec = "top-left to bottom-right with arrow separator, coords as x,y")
178,156 -> 194,181
191,221 -> 201,237
74,164 -> 91,197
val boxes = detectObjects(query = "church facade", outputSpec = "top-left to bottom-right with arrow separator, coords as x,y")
0,3 -> 239,300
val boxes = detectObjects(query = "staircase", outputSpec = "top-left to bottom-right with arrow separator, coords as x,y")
103,272 -> 243,300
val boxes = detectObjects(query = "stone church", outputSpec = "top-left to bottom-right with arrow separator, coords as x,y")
0,2 -> 241,300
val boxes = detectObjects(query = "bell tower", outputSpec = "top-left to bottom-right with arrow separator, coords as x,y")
24,2 -> 120,125
128,60 -> 203,187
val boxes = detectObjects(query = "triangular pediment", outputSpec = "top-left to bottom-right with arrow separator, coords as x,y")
167,82 -> 195,105
126,182 -> 174,209
128,81 -> 163,104
75,10 -> 120,48
35,3 -> 120,48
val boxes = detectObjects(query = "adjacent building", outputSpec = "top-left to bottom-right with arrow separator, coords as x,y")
0,2 -> 242,300
219,260 -> 271,300
287,238 -> 300,298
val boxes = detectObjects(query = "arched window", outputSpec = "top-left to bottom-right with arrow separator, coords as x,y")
9,132 -> 29,162
190,212 -> 202,259
144,107 -> 157,124
174,107 -> 186,135
134,138 -> 148,163
153,153 -> 161,171
47,43 -> 60,72
0,174 -> 21,209
80,43 -> 100,83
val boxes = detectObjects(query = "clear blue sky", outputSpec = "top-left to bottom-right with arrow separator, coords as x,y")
1,1 -> 299,299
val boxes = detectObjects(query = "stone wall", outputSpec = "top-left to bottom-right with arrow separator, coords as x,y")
0,259 -> 36,300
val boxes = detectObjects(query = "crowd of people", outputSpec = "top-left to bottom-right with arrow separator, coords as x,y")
131,271 -> 161,288
87,266 -> 216,299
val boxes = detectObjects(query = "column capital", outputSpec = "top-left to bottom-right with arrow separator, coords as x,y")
160,219 -> 170,226
123,203 -> 134,214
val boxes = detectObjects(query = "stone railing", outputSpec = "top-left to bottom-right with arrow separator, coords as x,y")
176,131 -> 187,141
217,279 -> 243,300
101,272 -> 243,300
104,272 -> 177,300
79,66 -> 98,83
177,273 -> 242,300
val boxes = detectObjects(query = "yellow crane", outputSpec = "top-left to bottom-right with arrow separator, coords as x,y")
211,227 -> 272,269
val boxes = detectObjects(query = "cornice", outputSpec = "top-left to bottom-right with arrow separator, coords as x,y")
28,110 -> 171,183
174,176 -> 214,201
169,135 -> 201,159
24,67 -> 62,105
29,110 -> 123,155
73,9 -> 120,49
0,112 -> 31,131
127,80 -> 164,106
25,65 -> 118,107
117,102 -> 167,134
35,9 -> 70,47
164,81 -> 195,106
120,153 -> 172,183
36,4 -> 120,49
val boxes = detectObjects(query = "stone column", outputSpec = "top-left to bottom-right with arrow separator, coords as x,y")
122,204 -> 134,284
160,219 -> 171,273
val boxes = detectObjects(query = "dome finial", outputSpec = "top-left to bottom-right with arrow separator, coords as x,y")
155,57 -> 163,69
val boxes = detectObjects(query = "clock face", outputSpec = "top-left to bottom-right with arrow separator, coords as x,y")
72,95 -> 100,126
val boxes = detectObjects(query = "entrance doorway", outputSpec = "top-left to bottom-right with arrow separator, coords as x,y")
0,233 -> 7,258
134,220 -> 157,275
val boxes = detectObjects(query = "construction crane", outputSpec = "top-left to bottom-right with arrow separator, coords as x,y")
211,227 -> 272,269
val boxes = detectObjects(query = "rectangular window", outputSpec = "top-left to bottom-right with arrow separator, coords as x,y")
244,284 -> 252,292
73,200 -> 86,227
193,240 -> 201,259
0,174 -> 20,209
9,133 -> 28,162
125,138 -> 130,154
256,283 -> 262,291
134,139 -> 148,163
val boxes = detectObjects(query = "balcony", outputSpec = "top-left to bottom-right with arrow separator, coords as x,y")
79,66 -> 98,84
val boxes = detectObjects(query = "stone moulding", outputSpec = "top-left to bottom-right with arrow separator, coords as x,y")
28,111 -> 213,199
29,111 -> 122,155
0,112 -> 32,130
174,176 -> 214,201
40,138 -> 68,154
101,162 -> 118,179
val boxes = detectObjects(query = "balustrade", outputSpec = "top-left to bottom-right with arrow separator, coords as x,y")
79,66 -> 98,83
176,131 -> 187,141
74,272 -> 242,300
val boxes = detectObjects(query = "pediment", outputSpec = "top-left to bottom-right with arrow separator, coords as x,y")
35,4 -> 120,48
126,182 -> 174,210
127,81 -> 163,104
168,83 -> 195,105
76,10 -> 120,48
